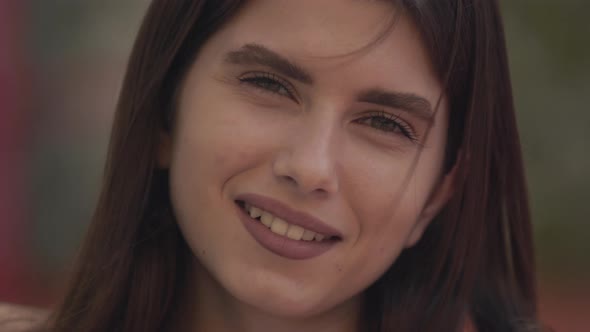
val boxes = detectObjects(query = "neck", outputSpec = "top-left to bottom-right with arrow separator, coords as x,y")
168,258 -> 361,332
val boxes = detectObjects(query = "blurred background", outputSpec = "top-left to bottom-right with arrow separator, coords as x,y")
1,1 -> 588,330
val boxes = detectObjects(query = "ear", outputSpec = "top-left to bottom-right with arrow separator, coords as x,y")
156,130 -> 173,169
404,158 -> 460,248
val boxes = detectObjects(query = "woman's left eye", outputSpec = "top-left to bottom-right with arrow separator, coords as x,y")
238,72 -> 296,101
355,111 -> 419,142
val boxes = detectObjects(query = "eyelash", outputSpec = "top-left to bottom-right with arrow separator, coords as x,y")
237,71 -> 419,143
238,71 -> 298,101
354,111 -> 419,143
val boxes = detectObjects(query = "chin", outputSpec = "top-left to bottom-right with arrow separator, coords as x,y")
225,271 -> 342,319
249,294 -> 334,319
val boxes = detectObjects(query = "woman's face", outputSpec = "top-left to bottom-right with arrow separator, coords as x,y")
165,0 -> 453,319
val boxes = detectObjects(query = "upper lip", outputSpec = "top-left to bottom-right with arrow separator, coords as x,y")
235,193 -> 342,239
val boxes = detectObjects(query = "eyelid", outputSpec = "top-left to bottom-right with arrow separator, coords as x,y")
237,71 -> 299,102
358,110 -> 422,144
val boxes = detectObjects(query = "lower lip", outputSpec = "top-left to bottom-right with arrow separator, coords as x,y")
236,203 -> 336,260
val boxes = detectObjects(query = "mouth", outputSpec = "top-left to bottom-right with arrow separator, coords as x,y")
235,200 -> 341,243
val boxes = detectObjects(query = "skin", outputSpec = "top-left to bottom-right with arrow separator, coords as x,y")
159,1 -> 456,331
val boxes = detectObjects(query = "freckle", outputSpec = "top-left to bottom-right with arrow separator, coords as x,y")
335,264 -> 343,272
201,249 -> 206,256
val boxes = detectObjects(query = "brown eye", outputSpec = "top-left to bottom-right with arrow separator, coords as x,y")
359,116 -> 403,133
239,72 -> 297,101
355,111 -> 419,143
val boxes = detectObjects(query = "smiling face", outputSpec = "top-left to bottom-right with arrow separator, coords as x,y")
163,0 -> 454,322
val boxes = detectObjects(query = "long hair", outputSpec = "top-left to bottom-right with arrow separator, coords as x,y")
45,1 -> 539,331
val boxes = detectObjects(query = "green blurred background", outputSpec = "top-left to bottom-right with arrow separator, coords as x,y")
1,1 -> 588,330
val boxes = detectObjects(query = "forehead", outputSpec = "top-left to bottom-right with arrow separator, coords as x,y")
225,0 -> 397,57
201,0 -> 442,104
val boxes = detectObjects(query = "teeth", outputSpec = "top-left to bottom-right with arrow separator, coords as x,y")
260,212 -> 273,227
302,229 -> 316,241
270,218 -> 288,236
286,225 -> 305,241
249,206 -> 263,219
244,203 -> 329,242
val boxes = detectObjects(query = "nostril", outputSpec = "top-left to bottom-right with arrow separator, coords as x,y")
281,175 -> 297,185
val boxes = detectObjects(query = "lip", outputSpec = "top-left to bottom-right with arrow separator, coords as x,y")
234,193 -> 341,260
235,193 -> 342,238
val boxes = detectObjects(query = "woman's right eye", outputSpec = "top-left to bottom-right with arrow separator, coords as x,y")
238,72 -> 297,101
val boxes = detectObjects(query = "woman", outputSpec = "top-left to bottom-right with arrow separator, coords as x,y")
25,0 -> 541,331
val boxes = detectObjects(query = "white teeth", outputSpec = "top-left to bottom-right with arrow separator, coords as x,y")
302,229 -> 316,241
270,218 -> 288,236
249,206 -> 262,219
245,203 -> 329,242
260,212 -> 273,227
286,225 -> 305,241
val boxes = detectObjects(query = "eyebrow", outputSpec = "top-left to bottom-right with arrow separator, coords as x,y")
356,88 -> 434,122
224,43 -> 314,84
225,43 -> 434,121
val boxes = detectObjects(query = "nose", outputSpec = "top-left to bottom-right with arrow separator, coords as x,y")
272,119 -> 340,196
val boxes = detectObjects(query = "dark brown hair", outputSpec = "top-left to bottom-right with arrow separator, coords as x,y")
43,0 -> 541,331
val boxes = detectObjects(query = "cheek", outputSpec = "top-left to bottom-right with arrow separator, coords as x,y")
345,153 -> 422,228
168,91 -> 285,243
321,164 -> 431,300
171,97 -> 266,180
167,112 -> 265,279
341,144 -> 443,258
